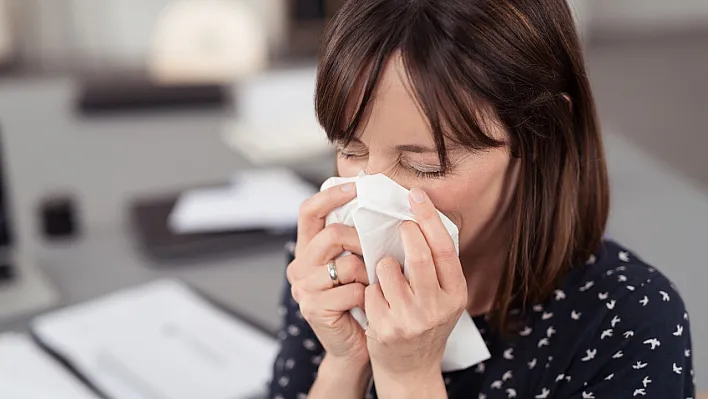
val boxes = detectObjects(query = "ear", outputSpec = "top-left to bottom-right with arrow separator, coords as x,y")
562,93 -> 572,111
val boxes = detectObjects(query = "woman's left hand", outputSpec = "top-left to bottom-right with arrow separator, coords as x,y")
364,187 -> 469,397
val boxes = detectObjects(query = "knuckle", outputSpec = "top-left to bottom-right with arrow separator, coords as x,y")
323,223 -> 346,243
407,248 -> 432,267
436,245 -> 458,261
298,197 -> 316,218
290,285 -> 300,303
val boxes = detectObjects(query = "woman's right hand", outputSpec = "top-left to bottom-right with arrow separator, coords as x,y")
286,182 -> 370,365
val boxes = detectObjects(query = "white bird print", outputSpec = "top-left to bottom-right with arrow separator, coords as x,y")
586,255 -> 596,264
580,281 -> 594,292
491,380 -> 503,389
581,349 -> 597,361
478,395 -> 486,399
604,373 -> 614,381
554,289 -> 566,300
684,312 -> 689,320
611,315 -> 621,327
303,339 -> 317,350
617,265 -> 627,271
627,285 -> 635,291
504,348 -> 515,360
538,338 -> 550,348
642,376 -> 652,387
633,388 -> 646,396
547,326 -> 556,337
640,296 -> 649,306
624,330 -> 634,338
528,358 -> 537,369
535,388 -> 550,398
582,392 -> 595,399
674,325 -> 684,336
555,374 -> 565,382
633,361 -> 648,369
601,329 -> 613,339
503,371 -> 513,381
606,269 -> 615,276
506,388 -> 517,398
613,350 -> 624,359
619,251 -> 630,262
643,338 -> 661,350
673,363 -> 683,374
542,312 -> 553,320
520,326 -> 533,336
475,362 -> 486,373
618,275 -> 628,282
685,349 -> 691,357
607,299 -> 616,310
598,292 -> 609,300
660,291 -> 670,301
533,304 -> 544,312
571,310 -> 581,320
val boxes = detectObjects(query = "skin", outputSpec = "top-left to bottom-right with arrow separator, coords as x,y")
287,55 -> 518,398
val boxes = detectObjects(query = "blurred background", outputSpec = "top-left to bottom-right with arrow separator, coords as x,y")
0,0 -> 705,397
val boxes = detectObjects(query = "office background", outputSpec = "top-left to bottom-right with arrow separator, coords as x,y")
0,0 -> 706,394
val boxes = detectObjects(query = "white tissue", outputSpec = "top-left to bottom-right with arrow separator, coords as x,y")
320,172 -> 490,372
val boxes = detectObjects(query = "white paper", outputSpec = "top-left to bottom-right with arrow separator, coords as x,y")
321,172 -> 490,372
32,279 -> 279,399
0,333 -> 99,399
168,167 -> 316,233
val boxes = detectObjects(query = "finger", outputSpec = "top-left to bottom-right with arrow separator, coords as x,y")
375,257 -> 412,308
399,221 -> 440,296
293,224 -> 362,280
364,282 -> 389,327
297,183 -> 356,253
409,187 -> 465,292
301,283 -> 366,318
302,254 -> 369,291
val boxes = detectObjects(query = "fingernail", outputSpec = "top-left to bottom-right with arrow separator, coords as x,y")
410,187 -> 426,204
340,183 -> 355,192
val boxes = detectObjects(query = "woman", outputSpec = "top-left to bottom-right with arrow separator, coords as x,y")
269,0 -> 695,398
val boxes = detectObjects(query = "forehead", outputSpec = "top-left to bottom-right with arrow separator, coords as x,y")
354,55 -> 436,148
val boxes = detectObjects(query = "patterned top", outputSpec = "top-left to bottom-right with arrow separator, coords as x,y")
268,240 -> 695,398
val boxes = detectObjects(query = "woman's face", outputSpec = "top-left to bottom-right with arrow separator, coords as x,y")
336,56 -> 517,257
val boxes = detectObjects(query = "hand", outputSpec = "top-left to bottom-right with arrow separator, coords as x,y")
286,182 -> 370,365
364,187 -> 468,394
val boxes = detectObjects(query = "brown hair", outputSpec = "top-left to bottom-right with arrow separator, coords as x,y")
315,0 -> 609,332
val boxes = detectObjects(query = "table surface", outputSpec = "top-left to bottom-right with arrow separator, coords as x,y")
0,76 -> 706,387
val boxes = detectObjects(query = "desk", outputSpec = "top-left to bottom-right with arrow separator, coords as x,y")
0,76 -> 333,334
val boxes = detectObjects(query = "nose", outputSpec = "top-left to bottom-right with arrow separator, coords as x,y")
362,163 -> 412,190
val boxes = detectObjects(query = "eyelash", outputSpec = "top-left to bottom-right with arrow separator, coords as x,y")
337,150 -> 446,179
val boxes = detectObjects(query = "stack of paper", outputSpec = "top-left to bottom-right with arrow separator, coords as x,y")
32,279 -> 279,399
168,167 -> 316,234
0,333 -> 99,399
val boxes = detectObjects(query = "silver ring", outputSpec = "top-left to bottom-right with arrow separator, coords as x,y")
327,260 -> 341,287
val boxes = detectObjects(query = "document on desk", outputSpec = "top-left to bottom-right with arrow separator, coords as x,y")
31,279 -> 280,399
168,167 -> 316,234
0,332 -> 99,399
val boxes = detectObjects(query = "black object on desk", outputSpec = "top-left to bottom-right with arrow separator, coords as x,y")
40,194 -> 80,240
76,72 -> 233,115
129,191 -> 292,264
0,125 -> 14,283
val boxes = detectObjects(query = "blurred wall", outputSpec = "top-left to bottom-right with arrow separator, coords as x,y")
593,0 -> 708,33
8,0 -> 286,71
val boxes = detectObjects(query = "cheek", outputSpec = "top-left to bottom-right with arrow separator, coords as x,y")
424,154 -> 513,244
336,158 -> 365,178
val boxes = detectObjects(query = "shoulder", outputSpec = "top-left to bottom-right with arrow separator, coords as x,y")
561,240 -> 687,317
549,241 -> 695,396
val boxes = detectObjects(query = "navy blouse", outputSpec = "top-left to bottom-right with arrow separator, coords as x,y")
269,240 -> 695,398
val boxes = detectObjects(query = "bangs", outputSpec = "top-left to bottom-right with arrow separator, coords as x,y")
315,5 -> 506,171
